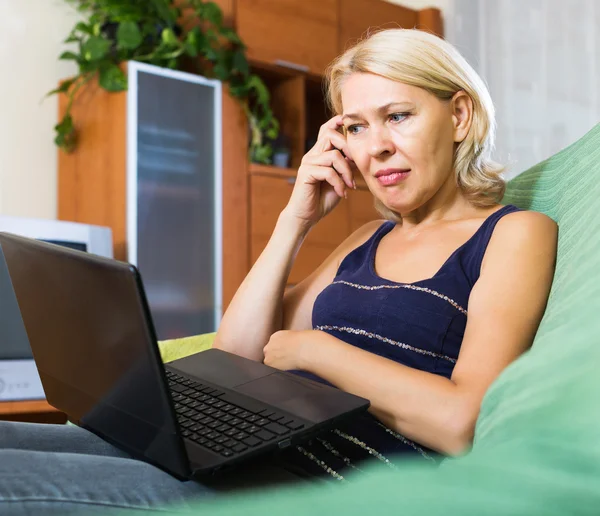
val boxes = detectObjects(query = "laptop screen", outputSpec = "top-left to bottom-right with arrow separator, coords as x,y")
0,233 -> 189,477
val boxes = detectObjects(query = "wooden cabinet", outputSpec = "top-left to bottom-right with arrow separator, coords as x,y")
339,0 -> 419,51
237,0 -> 339,76
0,400 -> 67,424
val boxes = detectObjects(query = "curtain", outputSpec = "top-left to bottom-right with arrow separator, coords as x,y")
447,0 -> 600,178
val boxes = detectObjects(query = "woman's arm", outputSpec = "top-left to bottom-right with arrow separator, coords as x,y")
265,211 -> 558,455
214,116 -> 365,361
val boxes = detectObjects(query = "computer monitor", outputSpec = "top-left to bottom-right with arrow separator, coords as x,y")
0,216 -> 113,400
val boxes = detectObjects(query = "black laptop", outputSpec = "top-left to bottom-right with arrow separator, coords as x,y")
0,232 -> 369,478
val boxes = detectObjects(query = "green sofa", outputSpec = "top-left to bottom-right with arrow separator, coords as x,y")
157,123 -> 600,514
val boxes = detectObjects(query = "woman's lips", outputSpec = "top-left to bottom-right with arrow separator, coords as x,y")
376,170 -> 410,186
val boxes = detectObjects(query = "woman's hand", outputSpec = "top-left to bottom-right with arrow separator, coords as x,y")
263,330 -> 313,371
282,116 -> 357,229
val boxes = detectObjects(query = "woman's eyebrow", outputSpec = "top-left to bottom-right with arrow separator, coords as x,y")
341,102 -> 414,122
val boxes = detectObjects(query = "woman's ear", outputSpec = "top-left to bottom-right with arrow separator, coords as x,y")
451,91 -> 473,143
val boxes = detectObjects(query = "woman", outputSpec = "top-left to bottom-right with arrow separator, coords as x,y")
0,29 -> 557,513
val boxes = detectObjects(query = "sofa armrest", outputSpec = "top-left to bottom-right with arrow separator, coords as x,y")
157,332 -> 216,363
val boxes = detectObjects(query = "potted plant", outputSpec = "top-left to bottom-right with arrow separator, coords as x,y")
49,0 -> 279,163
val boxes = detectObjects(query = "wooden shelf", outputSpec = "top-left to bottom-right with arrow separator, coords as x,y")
0,399 -> 67,424
249,162 -> 369,189
249,163 -> 296,178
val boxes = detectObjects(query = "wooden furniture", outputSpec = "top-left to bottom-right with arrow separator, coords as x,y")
0,400 -> 67,424
58,0 -> 443,312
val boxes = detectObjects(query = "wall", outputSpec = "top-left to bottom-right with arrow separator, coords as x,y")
447,0 -> 599,178
0,0 -> 79,219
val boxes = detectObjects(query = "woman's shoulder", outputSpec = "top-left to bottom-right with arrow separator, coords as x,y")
485,209 -> 558,267
495,209 -> 558,240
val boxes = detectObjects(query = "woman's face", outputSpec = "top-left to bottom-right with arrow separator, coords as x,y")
340,73 -> 471,215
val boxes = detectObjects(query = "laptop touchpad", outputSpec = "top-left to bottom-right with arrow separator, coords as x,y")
235,373 -> 323,405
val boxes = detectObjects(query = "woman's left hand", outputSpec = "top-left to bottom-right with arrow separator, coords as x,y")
263,330 -> 313,371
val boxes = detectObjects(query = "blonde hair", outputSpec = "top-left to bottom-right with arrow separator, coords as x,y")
325,29 -> 505,220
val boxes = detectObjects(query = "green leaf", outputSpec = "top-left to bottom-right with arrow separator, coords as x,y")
82,36 -> 111,61
161,28 -> 178,46
98,64 -> 127,92
213,62 -> 229,81
117,21 -> 143,50
55,113 -> 74,133
200,2 -> 224,26
220,27 -> 242,45
252,144 -> 273,164
64,34 -> 80,43
46,78 -> 76,97
149,0 -> 176,25
248,75 -> 270,106
59,51 -> 80,61
204,46 -> 217,61
232,49 -> 249,76
266,121 -> 279,140
74,21 -> 94,35
184,28 -> 201,57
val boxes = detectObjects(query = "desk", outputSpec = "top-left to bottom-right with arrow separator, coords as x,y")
0,399 -> 67,424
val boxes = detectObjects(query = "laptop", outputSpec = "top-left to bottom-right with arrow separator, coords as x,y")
0,232 -> 369,478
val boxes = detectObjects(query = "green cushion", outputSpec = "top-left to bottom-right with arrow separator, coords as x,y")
155,124 -> 600,515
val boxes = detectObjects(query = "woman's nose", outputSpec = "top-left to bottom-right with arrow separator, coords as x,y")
367,127 -> 395,157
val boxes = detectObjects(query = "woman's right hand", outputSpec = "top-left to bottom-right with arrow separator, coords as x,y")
282,115 -> 356,229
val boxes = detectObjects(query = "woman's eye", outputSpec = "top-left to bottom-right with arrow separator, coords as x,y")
390,113 -> 408,123
347,125 -> 362,135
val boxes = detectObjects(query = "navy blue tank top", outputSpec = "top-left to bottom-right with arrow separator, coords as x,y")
282,205 -> 522,481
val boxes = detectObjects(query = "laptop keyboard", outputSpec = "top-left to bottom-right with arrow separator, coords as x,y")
166,371 -> 305,458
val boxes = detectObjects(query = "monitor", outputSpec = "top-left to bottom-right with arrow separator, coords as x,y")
0,216 -> 113,400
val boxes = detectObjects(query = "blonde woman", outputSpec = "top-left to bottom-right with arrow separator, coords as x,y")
0,29 -> 557,512
214,27 -> 557,476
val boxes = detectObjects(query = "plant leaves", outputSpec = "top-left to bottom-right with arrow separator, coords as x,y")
161,27 -> 178,46
59,51 -> 80,61
232,49 -> 249,76
204,46 -> 218,61
117,21 -> 143,50
98,64 -> 127,92
184,28 -> 200,57
149,0 -> 176,25
220,27 -> 242,45
46,78 -> 76,97
200,2 -> 224,26
252,144 -> 272,164
213,62 -> 229,81
74,21 -> 94,35
248,75 -> 270,106
82,36 -> 111,61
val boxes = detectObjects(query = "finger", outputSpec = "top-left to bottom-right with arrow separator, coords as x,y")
331,152 -> 355,190
322,129 -> 354,163
317,115 -> 344,141
313,125 -> 352,160
305,150 -> 354,189
303,166 -> 346,199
